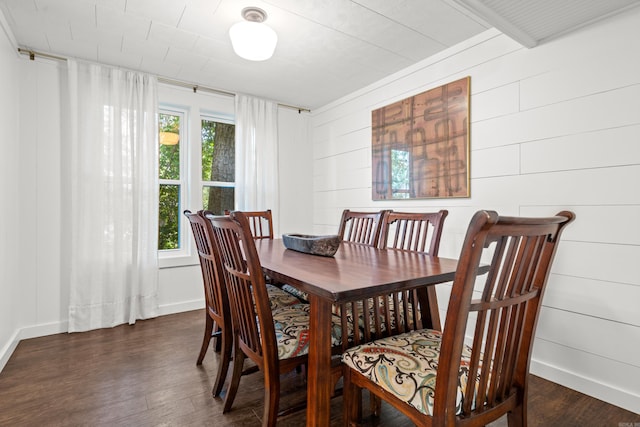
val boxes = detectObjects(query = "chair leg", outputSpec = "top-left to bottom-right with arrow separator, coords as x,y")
197,313 -> 214,365
212,328 -> 232,398
213,323 -> 222,352
370,394 -> 381,417
343,368 -> 362,426
263,370 -> 280,427
507,401 -> 527,427
222,347 -> 246,413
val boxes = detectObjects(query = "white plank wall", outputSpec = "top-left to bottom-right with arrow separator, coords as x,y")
309,10 -> 640,413
0,13 -> 21,371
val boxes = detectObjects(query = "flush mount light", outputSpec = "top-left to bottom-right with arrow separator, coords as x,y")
229,7 -> 278,61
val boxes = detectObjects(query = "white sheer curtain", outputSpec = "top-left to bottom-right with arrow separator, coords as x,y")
235,95 -> 280,229
66,59 -> 159,332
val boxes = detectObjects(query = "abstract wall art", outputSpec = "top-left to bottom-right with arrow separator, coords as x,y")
372,76 -> 470,200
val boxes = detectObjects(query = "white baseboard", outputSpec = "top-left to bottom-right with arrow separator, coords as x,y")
0,320 -> 68,372
0,329 -> 20,372
530,359 -> 640,414
157,299 -> 204,316
0,302 -> 203,374
19,320 -> 68,340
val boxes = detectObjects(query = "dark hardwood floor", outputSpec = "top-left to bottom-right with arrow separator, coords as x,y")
0,309 -> 637,426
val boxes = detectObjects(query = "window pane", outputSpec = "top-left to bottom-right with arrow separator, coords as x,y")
202,186 -> 234,215
201,119 -> 235,182
159,184 -> 180,249
159,113 -> 180,180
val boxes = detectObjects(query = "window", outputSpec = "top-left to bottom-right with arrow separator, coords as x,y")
158,110 -> 185,250
201,116 -> 235,214
157,107 -> 235,259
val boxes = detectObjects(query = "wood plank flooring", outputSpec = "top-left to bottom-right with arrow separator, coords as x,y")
0,309 -> 637,426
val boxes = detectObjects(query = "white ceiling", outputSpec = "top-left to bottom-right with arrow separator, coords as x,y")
1,0 -> 639,110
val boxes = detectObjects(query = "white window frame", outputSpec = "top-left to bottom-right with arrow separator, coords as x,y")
200,112 -> 236,210
158,106 -> 192,267
157,104 -> 236,269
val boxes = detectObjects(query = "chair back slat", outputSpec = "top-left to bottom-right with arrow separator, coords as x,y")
434,210 -> 575,423
224,209 -> 274,239
338,209 -> 387,246
246,210 -> 274,239
380,210 -> 448,254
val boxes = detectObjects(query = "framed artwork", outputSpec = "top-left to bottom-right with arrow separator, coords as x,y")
371,76 -> 470,200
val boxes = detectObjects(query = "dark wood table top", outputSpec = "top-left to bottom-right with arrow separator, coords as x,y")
255,239 -> 460,302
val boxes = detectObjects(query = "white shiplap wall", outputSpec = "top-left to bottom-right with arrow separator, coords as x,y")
309,10 -> 640,413
0,12 -> 21,371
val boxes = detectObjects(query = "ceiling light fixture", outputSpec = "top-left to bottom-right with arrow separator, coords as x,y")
229,7 -> 277,61
159,131 -> 180,146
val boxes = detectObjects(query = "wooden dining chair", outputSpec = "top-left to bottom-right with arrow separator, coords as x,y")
335,210 -> 449,415
334,211 -> 449,343
224,208 -> 301,304
338,209 -> 389,246
184,210 -> 231,398
378,210 -> 449,331
342,210 -> 575,427
208,211 -> 344,426
224,209 -> 274,239
184,210 -> 302,397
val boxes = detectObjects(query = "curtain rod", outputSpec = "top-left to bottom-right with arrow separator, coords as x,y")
156,77 -> 311,113
17,47 -> 311,113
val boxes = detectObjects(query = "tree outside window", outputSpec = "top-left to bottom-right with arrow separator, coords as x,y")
201,118 -> 235,215
157,111 -> 236,252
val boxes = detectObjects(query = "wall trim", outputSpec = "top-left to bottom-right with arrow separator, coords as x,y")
530,359 -> 640,414
158,299 -> 204,316
0,329 -> 20,373
0,302 -> 203,374
0,320 -> 68,373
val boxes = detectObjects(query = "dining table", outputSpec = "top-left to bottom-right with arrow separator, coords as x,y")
255,238 -> 467,427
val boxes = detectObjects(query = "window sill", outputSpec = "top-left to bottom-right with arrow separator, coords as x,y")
158,253 -> 199,269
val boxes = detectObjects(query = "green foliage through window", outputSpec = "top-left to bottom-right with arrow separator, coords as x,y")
158,110 -> 235,250
158,112 -> 181,250
157,112 -> 235,251
158,184 -> 180,249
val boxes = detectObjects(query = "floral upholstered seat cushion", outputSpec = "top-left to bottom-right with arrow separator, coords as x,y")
341,329 -> 477,416
271,303 -> 344,359
267,284 -> 303,310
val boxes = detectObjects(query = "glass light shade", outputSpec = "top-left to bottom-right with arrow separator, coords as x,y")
159,131 -> 180,145
229,21 -> 278,61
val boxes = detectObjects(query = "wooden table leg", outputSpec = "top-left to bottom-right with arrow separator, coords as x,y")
306,294 -> 333,427
416,285 -> 441,330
